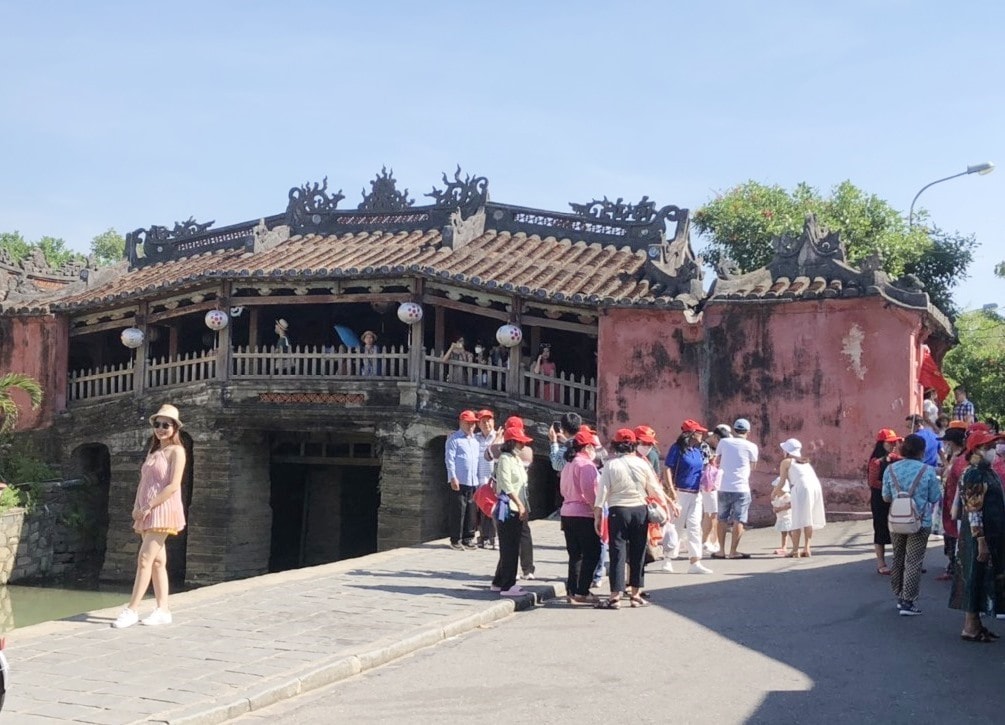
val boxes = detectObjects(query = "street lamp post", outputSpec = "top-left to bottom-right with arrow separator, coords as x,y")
909,162 -> 995,229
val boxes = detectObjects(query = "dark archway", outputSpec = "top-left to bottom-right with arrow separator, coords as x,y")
69,443 -> 112,581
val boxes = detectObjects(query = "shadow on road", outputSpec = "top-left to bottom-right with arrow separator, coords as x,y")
641,541 -> 1002,724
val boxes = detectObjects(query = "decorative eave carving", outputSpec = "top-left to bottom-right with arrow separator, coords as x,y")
641,214 -> 704,301
708,214 -> 942,325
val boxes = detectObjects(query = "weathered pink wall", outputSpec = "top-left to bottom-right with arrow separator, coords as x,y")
598,298 -> 930,523
597,308 -> 705,446
0,315 -> 68,430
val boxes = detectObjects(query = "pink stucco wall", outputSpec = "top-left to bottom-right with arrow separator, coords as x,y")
0,314 -> 69,430
598,298 -> 931,522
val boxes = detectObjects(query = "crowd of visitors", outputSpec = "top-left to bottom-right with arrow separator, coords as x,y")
447,405 -> 832,609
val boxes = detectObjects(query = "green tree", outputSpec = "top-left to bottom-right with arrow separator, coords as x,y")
90,227 -> 125,265
0,373 -> 43,435
693,180 -> 975,314
942,310 -> 1005,422
0,231 -> 31,263
36,236 -> 84,268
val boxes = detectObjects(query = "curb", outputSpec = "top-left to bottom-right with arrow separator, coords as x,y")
158,583 -> 561,724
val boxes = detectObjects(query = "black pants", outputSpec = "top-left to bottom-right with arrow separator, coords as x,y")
449,487 -> 477,545
870,487 -> 891,546
562,516 -> 602,596
608,505 -> 648,593
492,516 -> 523,591
520,519 -> 535,575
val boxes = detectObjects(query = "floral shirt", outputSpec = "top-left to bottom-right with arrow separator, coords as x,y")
960,461 -> 1005,538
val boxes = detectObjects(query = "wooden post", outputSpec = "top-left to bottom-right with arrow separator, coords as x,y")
409,282 -> 425,384
168,326 -> 179,359
434,304 -> 445,355
506,297 -> 523,398
133,302 -> 148,398
249,307 -> 260,349
216,283 -> 233,382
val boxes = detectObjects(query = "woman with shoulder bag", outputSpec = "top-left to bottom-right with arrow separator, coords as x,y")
594,428 -> 668,609
490,424 -> 534,597
949,430 -> 1005,642
882,433 -> 941,616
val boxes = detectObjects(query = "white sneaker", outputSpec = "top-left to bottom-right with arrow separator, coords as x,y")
660,560 -> 675,573
141,608 -> 173,626
704,542 -> 720,553
112,607 -> 139,629
500,586 -> 527,597
490,585 -> 502,592
523,572 -> 536,580
688,563 -> 713,575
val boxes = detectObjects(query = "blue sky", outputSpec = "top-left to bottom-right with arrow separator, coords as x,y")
2,1 -> 1002,309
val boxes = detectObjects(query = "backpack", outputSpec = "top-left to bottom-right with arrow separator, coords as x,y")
887,465 -> 926,534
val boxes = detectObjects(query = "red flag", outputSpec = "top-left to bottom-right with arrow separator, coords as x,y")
918,345 -> 950,402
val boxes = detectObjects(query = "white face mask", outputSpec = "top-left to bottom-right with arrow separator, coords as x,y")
983,449 -> 997,464
637,444 -> 652,456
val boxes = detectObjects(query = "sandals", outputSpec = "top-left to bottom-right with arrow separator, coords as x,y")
571,594 -> 600,605
773,548 -> 789,556
961,629 -> 997,643
981,626 -> 1000,640
710,553 -> 727,560
876,565 -> 891,575
727,552 -> 752,560
629,594 -> 649,608
595,597 -> 621,610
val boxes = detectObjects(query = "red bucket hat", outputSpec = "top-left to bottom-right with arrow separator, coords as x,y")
612,428 -> 637,444
681,419 -> 708,434
503,427 -> 532,444
965,431 -> 1002,458
634,425 -> 658,444
875,428 -> 903,443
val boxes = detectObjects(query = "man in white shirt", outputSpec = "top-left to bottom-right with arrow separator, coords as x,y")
712,418 -> 759,559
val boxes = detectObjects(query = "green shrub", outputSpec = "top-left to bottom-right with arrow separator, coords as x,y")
0,485 -> 20,513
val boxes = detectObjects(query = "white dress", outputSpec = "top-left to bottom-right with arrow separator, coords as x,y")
787,462 -> 827,530
771,477 -> 793,532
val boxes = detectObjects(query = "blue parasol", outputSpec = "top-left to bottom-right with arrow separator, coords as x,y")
333,324 -> 362,349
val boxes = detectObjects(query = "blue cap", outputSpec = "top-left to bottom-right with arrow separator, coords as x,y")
733,418 -> 751,432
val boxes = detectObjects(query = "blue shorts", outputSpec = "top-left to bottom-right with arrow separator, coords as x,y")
718,491 -> 751,524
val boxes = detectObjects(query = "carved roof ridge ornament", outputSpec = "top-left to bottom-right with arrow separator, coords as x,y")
425,166 -> 490,211
358,167 -> 414,212
642,212 -> 704,300
126,216 -> 218,267
286,176 -> 346,228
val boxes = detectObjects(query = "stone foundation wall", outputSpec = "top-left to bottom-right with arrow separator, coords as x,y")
0,477 -> 108,584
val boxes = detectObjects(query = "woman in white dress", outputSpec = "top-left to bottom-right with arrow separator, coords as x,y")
778,438 -> 826,557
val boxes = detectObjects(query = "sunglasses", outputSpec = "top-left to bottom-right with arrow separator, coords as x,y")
152,421 -> 175,430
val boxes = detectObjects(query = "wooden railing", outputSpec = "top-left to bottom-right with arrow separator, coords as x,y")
147,349 -> 217,389
67,362 -> 134,402
521,369 -> 596,412
231,345 -> 409,379
66,346 -> 597,413
423,352 -> 509,394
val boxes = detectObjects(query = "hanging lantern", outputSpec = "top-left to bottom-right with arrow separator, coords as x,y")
205,309 -> 229,331
397,301 -> 424,324
120,327 -> 144,349
496,324 -> 523,348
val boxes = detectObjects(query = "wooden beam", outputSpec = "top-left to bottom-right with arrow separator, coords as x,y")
228,292 -> 412,307
249,306 -> 260,348
434,305 -> 445,354
133,301 -> 149,398
507,298 -> 523,398
147,299 -> 220,324
420,294 -> 510,321
70,316 -> 138,337
522,314 -> 598,336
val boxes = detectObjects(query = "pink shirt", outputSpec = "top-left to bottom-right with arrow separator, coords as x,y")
133,447 -> 186,533
559,452 -> 599,518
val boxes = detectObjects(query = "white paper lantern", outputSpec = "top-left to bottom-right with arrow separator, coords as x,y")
397,301 -> 424,324
205,309 -> 229,331
496,324 -> 523,348
121,327 -> 144,349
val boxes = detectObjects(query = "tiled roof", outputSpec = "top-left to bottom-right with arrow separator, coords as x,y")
45,227 -> 696,313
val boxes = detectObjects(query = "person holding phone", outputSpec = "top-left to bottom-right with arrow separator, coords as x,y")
531,343 -> 558,402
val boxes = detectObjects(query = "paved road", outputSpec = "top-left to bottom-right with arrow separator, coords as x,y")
235,523 -> 1005,725
9,520 -> 1003,723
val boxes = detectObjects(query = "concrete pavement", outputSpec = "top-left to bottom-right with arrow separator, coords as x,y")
6,521 -> 566,724
7,519 -> 981,724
